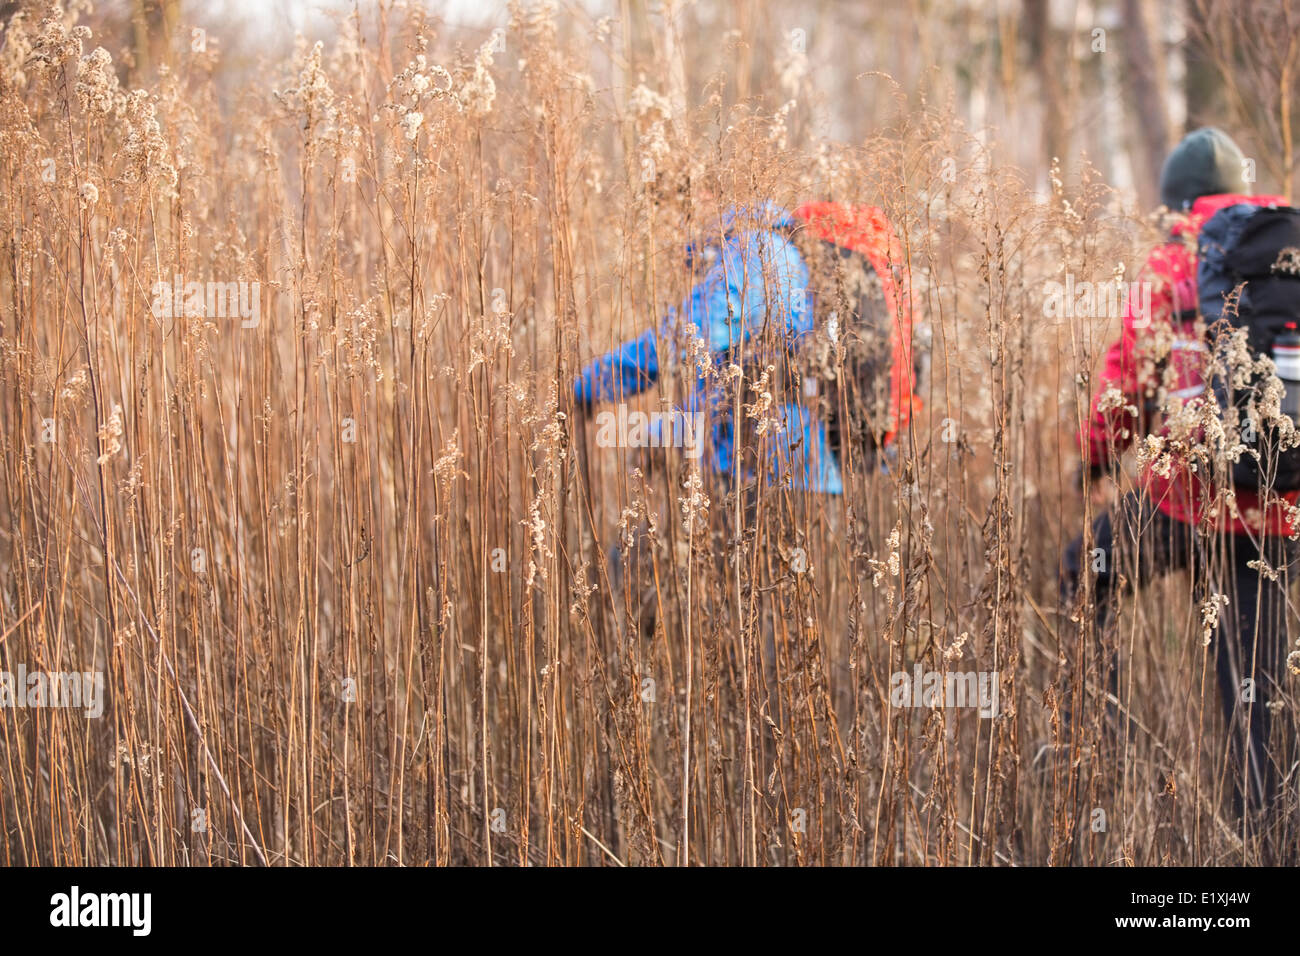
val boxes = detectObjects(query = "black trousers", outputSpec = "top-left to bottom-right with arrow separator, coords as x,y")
1061,493 -> 1299,815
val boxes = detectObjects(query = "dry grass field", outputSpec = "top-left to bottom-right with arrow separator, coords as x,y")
1,0 -> 1298,866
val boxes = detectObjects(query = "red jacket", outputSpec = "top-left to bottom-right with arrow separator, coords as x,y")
1080,192 -> 1298,536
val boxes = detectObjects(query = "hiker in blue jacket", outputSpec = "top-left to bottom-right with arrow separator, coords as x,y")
572,202 -> 844,494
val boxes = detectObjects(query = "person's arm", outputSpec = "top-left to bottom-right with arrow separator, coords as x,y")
573,325 -> 662,407
574,229 -> 799,407
1079,247 -> 1180,470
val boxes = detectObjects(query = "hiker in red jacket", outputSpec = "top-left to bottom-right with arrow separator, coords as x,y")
1061,128 -> 1299,820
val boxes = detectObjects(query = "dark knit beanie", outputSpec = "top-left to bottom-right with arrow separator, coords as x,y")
1159,127 -> 1249,210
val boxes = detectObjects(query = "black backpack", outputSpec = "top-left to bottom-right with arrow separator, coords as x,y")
1198,203 -> 1300,491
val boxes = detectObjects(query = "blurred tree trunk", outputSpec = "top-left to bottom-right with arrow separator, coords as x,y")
734,0 -> 753,105
132,0 -> 151,76
1024,0 -> 1069,180
660,1 -> 687,119
1180,4 -> 1215,132
1099,23 -> 1135,197
964,0 -> 989,141
131,0 -> 181,79
1121,0 -> 1171,206
162,0 -> 179,58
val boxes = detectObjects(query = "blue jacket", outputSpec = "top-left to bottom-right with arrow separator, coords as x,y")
573,204 -> 844,493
